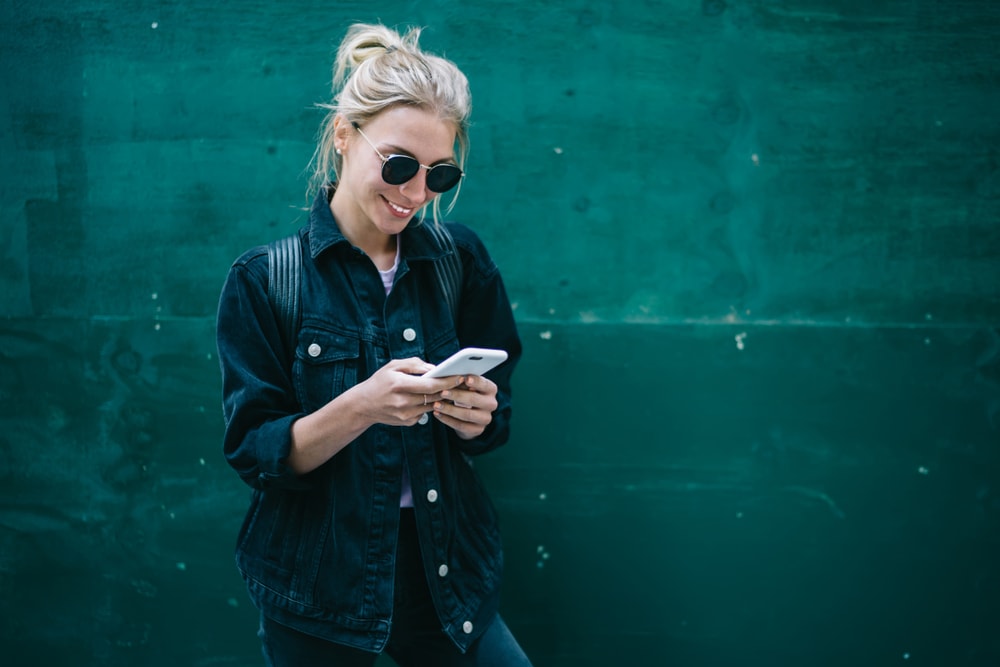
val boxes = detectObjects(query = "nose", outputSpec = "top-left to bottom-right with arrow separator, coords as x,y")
398,168 -> 434,205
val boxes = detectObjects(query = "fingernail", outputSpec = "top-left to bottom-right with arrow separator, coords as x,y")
441,390 -> 450,398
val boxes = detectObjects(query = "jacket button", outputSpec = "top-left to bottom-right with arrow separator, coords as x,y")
307,343 -> 322,357
426,489 -> 438,503
402,327 -> 417,342
462,621 -> 474,634
418,413 -> 429,426
438,564 -> 449,577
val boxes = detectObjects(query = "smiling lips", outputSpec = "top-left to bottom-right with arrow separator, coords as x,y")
384,196 -> 415,218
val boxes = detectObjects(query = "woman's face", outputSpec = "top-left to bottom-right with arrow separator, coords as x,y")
335,105 -> 458,237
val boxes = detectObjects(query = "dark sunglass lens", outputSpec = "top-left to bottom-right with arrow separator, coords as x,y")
426,165 -> 463,193
382,156 -> 420,185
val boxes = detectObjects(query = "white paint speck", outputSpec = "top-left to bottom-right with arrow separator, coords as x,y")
151,22 -> 159,29
151,292 -> 158,300
751,153 -> 760,166
539,331 -> 552,340
199,458 -> 206,466
735,332 -> 747,350
553,147 -> 563,155
539,492 -> 547,501
918,466 -> 929,475
176,562 -> 186,571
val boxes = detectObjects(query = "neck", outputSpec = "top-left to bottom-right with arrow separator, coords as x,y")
329,193 -> 397,270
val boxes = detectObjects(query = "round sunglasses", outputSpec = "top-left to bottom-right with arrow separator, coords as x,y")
352,122 -> 464,193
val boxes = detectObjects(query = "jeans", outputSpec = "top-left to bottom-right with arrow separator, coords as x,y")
259,510 -> 533,667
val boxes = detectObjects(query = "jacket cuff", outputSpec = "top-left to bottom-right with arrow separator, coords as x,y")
235,413 -> 312,491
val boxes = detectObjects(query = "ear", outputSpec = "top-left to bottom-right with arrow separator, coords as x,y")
333,115 -> 352,154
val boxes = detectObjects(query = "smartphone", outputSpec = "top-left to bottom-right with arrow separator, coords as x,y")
423,347 -> 508,379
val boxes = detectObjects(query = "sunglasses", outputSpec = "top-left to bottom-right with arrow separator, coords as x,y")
351,122 -> 464,193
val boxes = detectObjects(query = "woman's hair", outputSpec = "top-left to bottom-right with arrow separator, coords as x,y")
309,23 -> 472,224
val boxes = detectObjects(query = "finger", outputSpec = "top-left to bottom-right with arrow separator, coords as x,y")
462,374 -> 497,397
441,387 -> 497,412
419,392 -> 445,407
432,409 -> 487,439
440,389 -> 473,409
391,357 -> 436,376
434,400 -> 491,425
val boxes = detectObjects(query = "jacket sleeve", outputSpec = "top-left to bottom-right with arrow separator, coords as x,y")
216,249 -> 311,491
448,223 -> 523,457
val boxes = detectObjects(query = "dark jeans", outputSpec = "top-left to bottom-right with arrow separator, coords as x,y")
259,510 -> 532,667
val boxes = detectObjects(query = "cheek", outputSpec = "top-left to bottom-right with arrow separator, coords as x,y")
343,160 -> 381,194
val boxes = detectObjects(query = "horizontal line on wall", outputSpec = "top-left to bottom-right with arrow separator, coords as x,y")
6,314 -> 992,332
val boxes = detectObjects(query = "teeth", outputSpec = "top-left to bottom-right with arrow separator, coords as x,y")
387,200 -> 412,215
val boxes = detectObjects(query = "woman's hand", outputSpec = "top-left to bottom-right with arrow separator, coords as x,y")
288,358 -> 464,475
288,359 -> 495,475
431,374 -> 499,440
353,358 -> 464,427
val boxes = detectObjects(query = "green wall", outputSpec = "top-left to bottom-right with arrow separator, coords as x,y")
2,1 -> 998,665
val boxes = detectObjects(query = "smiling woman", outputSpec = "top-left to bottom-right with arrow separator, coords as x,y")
312,23 -> 471,228
214,21 -> 531,667
330,105 -> 462,266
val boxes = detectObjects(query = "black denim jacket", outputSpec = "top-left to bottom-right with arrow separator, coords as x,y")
216,188 -> 522,652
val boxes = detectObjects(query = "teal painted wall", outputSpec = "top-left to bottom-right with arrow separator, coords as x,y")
2,1 -> 998,665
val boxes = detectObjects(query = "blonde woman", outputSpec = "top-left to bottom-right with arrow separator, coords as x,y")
216,22 -> 531,666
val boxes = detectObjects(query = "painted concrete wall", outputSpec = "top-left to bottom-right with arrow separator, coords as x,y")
1,1 -> 998,665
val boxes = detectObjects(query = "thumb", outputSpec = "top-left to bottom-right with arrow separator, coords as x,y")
391,357 -> 435,376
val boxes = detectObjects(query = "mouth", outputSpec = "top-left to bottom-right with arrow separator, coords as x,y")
383,196 -> 415,218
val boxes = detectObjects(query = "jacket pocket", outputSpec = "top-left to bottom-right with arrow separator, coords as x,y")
293,327 -> 360,413
236,488 -> 330,610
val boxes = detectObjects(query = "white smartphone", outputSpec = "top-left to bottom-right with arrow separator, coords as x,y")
423,347 -> 508,379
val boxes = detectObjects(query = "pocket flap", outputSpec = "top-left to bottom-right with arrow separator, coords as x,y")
296,328 -> 360,365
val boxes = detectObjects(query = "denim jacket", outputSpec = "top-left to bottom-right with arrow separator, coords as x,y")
216,188 -> 522,653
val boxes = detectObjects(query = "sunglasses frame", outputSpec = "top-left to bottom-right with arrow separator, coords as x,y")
351,122 -> 464,193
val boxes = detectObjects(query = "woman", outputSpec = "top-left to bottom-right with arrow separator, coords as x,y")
216,22 -> 530,667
